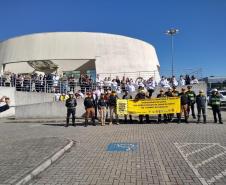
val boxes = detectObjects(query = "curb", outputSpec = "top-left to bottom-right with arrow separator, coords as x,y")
15,139 -> 74,185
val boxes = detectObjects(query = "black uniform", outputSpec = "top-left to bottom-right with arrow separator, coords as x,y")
165,91 -> 173,121
209,93 -> 223,124
65,97 -> 77,126
122,94 -> 133,123
135,91 -> 149,123
157,93 -> 167,123
186,90 -> 196,118
196,94 -> 207,123
172,90 -> 180,122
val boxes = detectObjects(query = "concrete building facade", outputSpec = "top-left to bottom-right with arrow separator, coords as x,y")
0,32 -> 160,80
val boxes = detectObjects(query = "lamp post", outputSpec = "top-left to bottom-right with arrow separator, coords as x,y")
165,28 -> 179,78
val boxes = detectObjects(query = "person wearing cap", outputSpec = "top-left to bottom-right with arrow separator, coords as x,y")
97,93 -> 107,126
65,92 -> 77,127
165,87 -> 174,121
108,90 -> 119,125
186,86 -> 196,119
122,91 -> 133,123
209,89 -> 223,124
196,90 -> 207,123
84,92 -> 96,126
135,87 -> 149,123
179,88 -> 189,123
157,89 -> 167,123
172,86 -> 180,122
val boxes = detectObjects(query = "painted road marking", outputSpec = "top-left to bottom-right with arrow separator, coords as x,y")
175,143 -> 209,185
207,169 -> 226,184
185,144 -> 216,157
195,150 -> 226,168
175,142 -> 226,185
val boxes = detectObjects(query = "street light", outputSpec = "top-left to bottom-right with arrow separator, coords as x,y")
165,28 -> 179,78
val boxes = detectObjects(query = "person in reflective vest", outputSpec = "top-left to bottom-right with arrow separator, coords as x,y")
209,89 -> 223,124
196,90 -> 207,123
186,86 -> 196,119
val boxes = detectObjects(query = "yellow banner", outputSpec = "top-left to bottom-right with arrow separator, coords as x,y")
117,97 -> 181,115
117,99 -> 128,115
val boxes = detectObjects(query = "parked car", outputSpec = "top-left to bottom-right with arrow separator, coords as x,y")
207,90 -> 226,106
218,90 -> 226,106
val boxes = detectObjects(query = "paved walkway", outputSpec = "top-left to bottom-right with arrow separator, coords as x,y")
0,131 -> 70,185
1,114 -> 226,185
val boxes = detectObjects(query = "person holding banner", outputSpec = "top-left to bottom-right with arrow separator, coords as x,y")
157,89 -> 168,123
172,86 -> 180,122
122,91 -> 133,123
165,87 -> 174,122
135,88 -> 149,123
108,91 -> 119,125
179,88 -> 189,123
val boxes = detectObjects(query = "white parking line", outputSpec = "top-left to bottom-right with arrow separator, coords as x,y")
195,150 -> 226,168
185,144 -> 216,157
207,169 -> 226,184
175,142 -> 209,185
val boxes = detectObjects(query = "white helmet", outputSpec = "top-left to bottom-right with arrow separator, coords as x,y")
68,91 -> 74,95
212,89 -> 218,92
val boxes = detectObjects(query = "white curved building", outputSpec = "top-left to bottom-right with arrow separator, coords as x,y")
0,32 -> 160,80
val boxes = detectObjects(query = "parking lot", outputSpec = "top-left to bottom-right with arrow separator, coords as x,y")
0,109 -> 226,185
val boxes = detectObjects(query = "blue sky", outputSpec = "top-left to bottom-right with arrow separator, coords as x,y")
0,0 -> 225,77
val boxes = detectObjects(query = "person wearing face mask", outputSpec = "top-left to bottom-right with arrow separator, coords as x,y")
196,90 -> 207,123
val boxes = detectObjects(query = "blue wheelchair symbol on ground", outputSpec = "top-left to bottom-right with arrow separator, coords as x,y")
107,143 -> 138,152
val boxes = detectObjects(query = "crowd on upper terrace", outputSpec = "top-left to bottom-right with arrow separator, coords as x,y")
0,71 -> 199,94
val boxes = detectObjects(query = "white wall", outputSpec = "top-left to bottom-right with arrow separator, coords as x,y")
0,32 -> 160,80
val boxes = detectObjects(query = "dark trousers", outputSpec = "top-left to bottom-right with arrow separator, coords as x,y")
66,109 -> 76,125
187,103 -> 196,118
139,115 -> 150,123
212,105 -> 222,123
124,114 -> 132,123
197,106 -> 206,122
158,114 -> 167,123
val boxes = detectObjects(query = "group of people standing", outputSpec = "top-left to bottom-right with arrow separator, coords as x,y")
65,90 -> 120,127
64,85 -> 224,127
